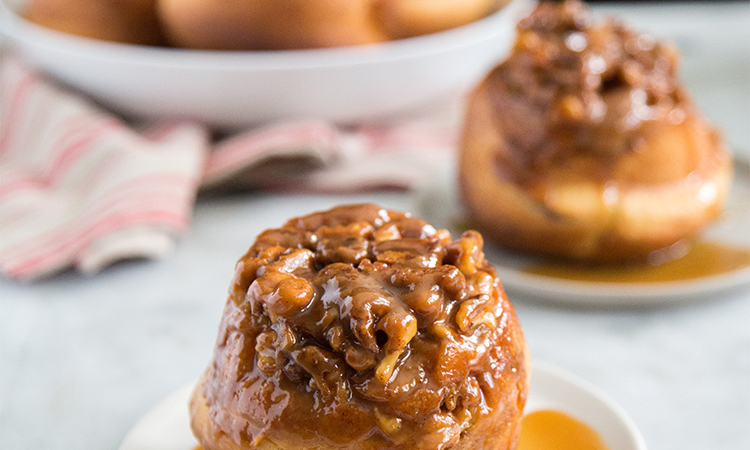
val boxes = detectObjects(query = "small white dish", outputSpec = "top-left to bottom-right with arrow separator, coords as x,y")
416,162 -> 750,306
118,361 -> 645,450
1,0 -> 533,128
524,361 -> 647,450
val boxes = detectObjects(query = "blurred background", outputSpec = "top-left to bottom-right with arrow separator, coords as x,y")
1,1 -> 749,450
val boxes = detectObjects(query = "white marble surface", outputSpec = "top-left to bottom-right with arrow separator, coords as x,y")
1,2 -> 749,450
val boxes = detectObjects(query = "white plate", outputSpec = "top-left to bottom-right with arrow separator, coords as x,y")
118,361 -> 645,450
415,162 -> 750,306
1,0 -> 533,128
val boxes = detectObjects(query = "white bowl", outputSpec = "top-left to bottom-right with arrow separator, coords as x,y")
1,0 -> 533,128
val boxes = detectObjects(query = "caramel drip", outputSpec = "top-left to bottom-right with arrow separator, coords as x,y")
523,241 -> 750,283
517,409 -> 609,450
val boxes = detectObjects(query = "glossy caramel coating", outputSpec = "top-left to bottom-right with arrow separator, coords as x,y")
190,204 -> 529,450
23,0 -> 165,46
459,0 -> 732,262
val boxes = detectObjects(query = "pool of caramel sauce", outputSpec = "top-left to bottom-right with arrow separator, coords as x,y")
517,409 -> 609,450
523,241 -> 750,283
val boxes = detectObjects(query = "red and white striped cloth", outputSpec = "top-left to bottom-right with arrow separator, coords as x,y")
0,56 -> 458,281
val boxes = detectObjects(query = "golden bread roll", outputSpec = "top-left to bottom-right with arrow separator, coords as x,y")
157,0 -> 387,50
190,204 -> 530,450
23,0 -> 165,45
157,0 -> 505,50
459,0 -> 733,263
375,0 -> 504,40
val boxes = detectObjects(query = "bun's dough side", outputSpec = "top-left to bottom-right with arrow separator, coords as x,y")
459,0 -> 733,262
375,0 -> 505,40
190,204 -> 530,450
23,0 -> 165,45
157,0 -> 388,50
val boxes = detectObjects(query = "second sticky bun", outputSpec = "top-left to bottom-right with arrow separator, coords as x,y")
459,0 -> 733,262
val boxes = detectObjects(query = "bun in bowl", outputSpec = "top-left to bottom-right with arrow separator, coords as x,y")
190,204 -> 530,450
158,0 -> 507,50
23,0 -> 165,45
459,0 -> 733,263
21,0 -> 510,50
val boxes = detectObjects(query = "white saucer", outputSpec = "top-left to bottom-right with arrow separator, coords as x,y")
524,361 -> 646,450
415,162 -> 750,306
118,361 -> 645,450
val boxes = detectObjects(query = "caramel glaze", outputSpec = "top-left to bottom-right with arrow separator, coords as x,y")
524,240 -> 750,283
486,0 -> 708,188
485,0 -> 728,207
196,204 -> 529,450
517,410 -> 609,450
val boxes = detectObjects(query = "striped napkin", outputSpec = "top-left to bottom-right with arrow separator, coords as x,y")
0,56 -> 457,281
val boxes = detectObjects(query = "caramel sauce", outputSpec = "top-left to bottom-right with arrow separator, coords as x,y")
517,409 -> 609,450
523,241 -> 750,283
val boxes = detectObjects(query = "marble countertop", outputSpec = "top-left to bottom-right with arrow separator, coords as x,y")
1,2 -> 749,449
